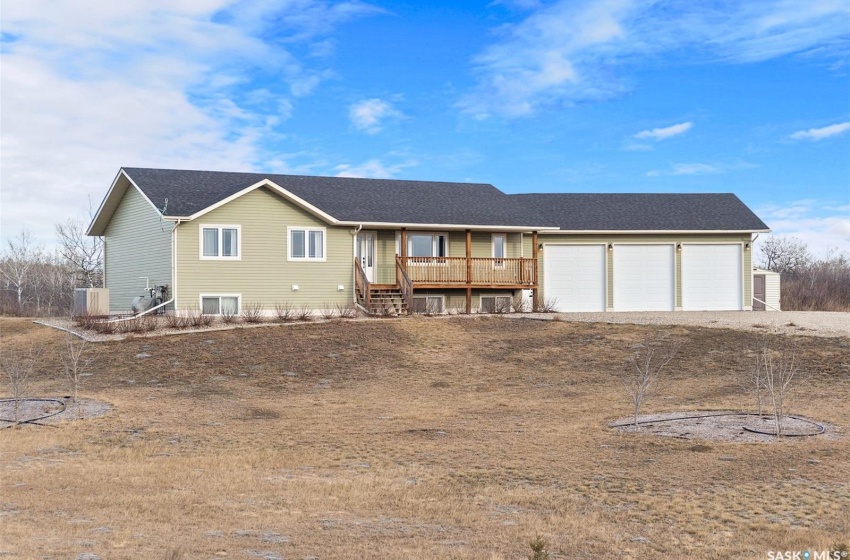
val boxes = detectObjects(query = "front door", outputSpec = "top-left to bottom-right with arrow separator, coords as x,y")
356,231 -> 377,282
753,274 -> 766,311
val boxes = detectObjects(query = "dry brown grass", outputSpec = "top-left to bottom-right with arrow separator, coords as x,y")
1,316 -> 848,559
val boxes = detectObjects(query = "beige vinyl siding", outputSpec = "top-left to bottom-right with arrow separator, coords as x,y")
175,187 -> 352,311
538,234 -> 752,310
103,185 -> 172,313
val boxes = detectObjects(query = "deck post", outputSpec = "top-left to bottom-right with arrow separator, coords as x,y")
400,228 -> 407,258
532,231 -> 539,312
466,229 -> 472,314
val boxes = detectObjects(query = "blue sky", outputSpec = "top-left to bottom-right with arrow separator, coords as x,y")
1,0 -> 848,256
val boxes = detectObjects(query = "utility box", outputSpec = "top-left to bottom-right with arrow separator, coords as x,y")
73,288 -> 110,317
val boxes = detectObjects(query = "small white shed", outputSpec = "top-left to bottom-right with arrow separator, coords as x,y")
752,268 -> 781,311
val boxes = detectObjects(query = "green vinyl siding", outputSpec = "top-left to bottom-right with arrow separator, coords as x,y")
538,233 -> 752,310
175,187 -> 352,311
103,185 -> 172,313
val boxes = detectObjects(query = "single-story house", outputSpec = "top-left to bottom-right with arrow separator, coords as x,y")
87,167 -> 770,315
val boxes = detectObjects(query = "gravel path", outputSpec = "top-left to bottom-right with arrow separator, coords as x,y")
519,310 -> 850,338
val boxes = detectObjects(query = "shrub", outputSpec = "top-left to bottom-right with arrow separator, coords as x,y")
320,305 -> 337,320
528,535 -> 550,560
241,303 -> 265,324
511,293 -> 529,313
274,302 -> 294,322
538,297 -> 559,313
296,305 -> 313,321
335,303 -> 357,319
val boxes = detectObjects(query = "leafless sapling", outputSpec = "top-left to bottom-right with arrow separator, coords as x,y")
755,335 -> 801,436
60,332 -> 98,404
2,343 -> 41,424
621,332 -> 681,426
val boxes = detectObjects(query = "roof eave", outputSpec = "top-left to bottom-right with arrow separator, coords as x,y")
335,221 -> 560,232
87,168 -> 163,236
538,228 -> 771,234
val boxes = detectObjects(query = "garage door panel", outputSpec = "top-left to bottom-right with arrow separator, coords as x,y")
682,244 -> 742,310
544,245 -> 606,312
613,245 -> 674,311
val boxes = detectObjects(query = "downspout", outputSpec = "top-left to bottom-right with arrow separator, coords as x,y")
172,219 -> 182,312
351,224 -> 362,303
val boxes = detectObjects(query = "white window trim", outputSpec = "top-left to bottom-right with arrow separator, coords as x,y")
405,231 -> 450,258
412,294 -> 445,314
199,224 -> 242,260
287,226 -> 327,262
199,293 -> 241,316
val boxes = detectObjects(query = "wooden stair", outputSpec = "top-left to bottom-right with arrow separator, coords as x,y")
361,286 -> 408,316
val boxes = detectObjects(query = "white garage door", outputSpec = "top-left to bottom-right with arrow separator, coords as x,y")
613,244 -> 675,311
544,244 -> 606,312
682,244 -> 743,310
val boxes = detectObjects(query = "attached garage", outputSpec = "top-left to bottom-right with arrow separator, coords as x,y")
613,244 -> 675,311
682,244 -> 743,310
544,244 -> 606,312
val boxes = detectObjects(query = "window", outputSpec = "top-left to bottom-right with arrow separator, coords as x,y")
288,227 -> 326,261
412,295 -> 444,314
492,234 -> 506,268
407,233 -> 448,258
480,295 -> 512,314
200,225 -> 240,259
201,295 -> 240,315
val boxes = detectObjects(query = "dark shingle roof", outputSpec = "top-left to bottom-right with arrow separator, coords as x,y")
123,167 -> 546,227
511,193 -> 769,231
119,168 -> 768,231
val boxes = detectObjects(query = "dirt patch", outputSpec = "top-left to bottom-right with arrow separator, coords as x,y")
611,411 -> 836,443
0,397 -> 112,427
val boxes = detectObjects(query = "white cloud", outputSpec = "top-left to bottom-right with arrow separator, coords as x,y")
755,199 -> 850,256
461,0 -> 850,118
0,0 -> 378,247
334,158 -> 418,179
646,161 -> 756,176
634,122 -> 693,141
789,122 -> 850,141
349,98 -> 406,134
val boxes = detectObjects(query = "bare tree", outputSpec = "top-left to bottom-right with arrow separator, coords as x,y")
1,343 -> 41,424
60,332 -> 97,404
56,213 -> 103,288
620,332 -> 681,426
756,235 -> 811,275
0,229 -> 43,312
754,336 -> 801,437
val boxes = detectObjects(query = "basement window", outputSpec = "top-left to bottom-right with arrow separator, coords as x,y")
480,295 -> 512,314
412,295 -> 444,314
201,295 -> 240,316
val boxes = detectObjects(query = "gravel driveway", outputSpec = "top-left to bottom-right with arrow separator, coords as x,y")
528,310 -> 850,338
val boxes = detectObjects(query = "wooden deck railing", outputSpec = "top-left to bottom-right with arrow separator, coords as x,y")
396,256 -> 536,286
354,258 -> 370,308
395,257 -> 414,311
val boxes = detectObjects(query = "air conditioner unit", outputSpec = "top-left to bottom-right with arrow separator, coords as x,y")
73,288 -> 110,317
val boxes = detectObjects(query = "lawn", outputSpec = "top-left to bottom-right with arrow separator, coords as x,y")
1,316 -> 848,559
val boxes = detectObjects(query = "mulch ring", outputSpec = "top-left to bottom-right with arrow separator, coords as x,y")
0,397 -> 112,428
610,410 -> 839,443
